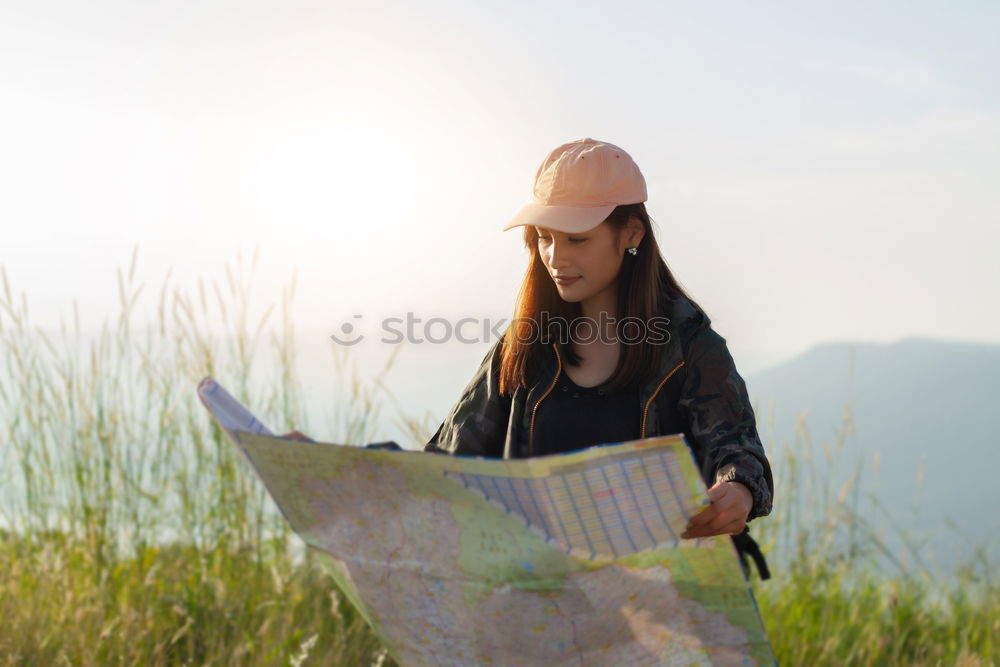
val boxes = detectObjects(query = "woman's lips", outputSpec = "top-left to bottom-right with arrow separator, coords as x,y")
553,275 -> 581,286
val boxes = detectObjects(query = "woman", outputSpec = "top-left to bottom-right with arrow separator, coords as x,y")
423,137 -> 773,577
288,137 -> 773,577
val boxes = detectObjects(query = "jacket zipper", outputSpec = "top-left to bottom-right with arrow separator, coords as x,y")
528,343 -> 563,456
640,360 -> 685,438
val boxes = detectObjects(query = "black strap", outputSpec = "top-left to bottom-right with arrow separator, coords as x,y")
732,528 -> 770,580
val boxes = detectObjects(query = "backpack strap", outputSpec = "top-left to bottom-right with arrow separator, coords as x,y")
731,527 -> 770,580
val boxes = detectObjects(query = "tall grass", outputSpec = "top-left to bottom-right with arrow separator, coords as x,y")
751,392 -> 999,664
1,248 -> 997,664
0,247 -> 390,664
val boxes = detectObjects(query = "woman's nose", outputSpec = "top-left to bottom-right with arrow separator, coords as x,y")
547,239 -> 569,268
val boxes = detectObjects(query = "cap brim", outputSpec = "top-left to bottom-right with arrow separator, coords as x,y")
502,202 -> 617,234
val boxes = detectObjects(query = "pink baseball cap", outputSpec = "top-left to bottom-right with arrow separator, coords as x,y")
502,137 -> 647,234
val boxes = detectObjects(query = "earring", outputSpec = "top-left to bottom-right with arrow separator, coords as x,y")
627,245 -> 638,256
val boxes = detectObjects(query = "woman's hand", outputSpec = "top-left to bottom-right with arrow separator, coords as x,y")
281,430 -> 315,442
681,481 -> 753,539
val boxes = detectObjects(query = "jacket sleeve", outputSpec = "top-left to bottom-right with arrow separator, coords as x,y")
423,336 -> 511,458
677,324 -> 774,522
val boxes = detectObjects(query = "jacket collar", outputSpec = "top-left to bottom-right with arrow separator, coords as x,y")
531,292 -> 703,398
522,293 -> 706,453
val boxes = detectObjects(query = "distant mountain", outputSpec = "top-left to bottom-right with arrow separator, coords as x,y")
746,337 -> 1000,574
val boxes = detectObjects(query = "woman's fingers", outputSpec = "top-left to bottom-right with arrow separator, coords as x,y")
682,503 -> 722,538
686,503 -> 719,529
681,517 -> 746,539
681,482 -> 751,539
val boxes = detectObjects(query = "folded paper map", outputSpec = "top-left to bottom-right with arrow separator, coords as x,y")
197,376 -> 775,666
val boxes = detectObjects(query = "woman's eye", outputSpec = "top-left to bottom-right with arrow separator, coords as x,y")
569,237 -> 586,244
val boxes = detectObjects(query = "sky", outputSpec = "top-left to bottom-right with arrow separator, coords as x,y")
2,0 -> 999,438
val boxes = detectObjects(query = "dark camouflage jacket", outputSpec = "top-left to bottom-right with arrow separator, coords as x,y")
424,293 -> 774,525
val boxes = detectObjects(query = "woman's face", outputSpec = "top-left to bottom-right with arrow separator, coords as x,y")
534,221 -> 628,305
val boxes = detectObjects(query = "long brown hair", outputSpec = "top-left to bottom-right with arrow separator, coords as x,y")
498,202 -> 703,395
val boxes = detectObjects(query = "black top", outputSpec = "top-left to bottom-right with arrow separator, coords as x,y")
530,372 -> 641,456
